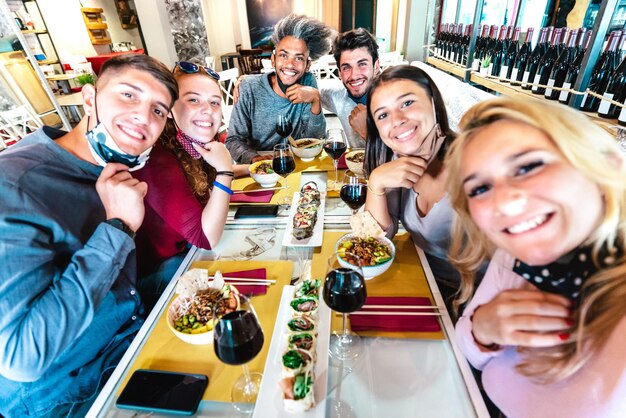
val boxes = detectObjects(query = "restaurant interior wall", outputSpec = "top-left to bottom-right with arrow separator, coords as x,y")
404,0 -> 439,62
134,0 -> 176,66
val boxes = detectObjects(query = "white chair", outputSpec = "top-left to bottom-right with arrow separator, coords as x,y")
205,56 -> 216,70
217,67 -> 240,131
0,105 -> 43,142
310,60 -> 339,81
379,51 -> 408,71
260,58 -> 273,73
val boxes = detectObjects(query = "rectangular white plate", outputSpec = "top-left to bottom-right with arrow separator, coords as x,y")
282,192 -> 325,247
253,285 -> 330,418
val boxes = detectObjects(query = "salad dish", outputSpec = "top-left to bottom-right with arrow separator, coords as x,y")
335,234 -> 396,280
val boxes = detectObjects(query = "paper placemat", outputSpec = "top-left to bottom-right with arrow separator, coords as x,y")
311,231 -> 444,340
116,260 -> 293,402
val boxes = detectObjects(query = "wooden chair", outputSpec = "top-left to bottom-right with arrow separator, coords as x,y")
216,67 -> 239,131
238,49 -> 264,75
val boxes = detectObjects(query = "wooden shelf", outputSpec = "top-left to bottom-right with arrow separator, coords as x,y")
81,7 -> 111,45
37,58 -> 59,65
21,29 -> 47,34
85,22 -> 107,30
81,7 -> 104,13
426,57 -> 470,79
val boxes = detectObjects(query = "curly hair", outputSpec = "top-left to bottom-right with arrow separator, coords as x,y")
272,13 -> 335,61
333,28 -> 379,66
446,96 -> 626,383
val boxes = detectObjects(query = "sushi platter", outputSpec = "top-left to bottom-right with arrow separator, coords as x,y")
282,182 -> 325,247
253,283 -> 330,418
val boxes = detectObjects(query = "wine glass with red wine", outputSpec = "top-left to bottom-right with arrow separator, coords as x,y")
340,171 -> 368,214
276,114 -> 293,141
214,295 -> 264,413
323,251 -> 366,360
272,143 -> 296,205
324,128 -> 347,189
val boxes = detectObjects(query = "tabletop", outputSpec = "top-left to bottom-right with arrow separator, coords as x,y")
86,164 -> 489,418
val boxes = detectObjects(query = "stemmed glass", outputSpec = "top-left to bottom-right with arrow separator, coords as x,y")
272,143 -> 296,205
323,128 -> 347,190
276,114 -> 293,143
340,171 -> 368,215
214,295 -> 265,413
323,252 -> 367,360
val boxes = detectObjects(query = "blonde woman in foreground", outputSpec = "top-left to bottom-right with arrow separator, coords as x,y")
447,97 -> 626,417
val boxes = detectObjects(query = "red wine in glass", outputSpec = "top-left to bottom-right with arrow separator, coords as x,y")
276,115 -> 293,138
214,310 -> 265,365
340,184 -> 367,212
323,141 -> 347,160
323,268 -> 367,313
272,155 -> 296,176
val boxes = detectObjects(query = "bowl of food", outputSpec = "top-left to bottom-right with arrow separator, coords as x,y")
334,233 -> 395,280
167,272 -> 240,344
249,160 -> 280,187
290,138 -> 323,161
344,150 -> 365,176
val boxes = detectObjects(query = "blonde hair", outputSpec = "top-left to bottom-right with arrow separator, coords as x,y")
446,96 -> 626,383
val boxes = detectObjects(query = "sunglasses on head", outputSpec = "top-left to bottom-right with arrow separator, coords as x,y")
173,61 -> 220,81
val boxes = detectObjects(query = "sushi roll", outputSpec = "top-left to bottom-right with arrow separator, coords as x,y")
280,372 -> 315,412
292,208 -> 317,240
287,332 -> 316,351
281,348 -> 316,378
287,316 -> 317,334
294,279 -> 321,299
289,296 -> 319,319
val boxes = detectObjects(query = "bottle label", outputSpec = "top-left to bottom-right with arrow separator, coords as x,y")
598,93 -> 614,115
559,82 -> 571,102
580,92 -> 588,108
619,106 -> 626,123
511,68 -> 519,81
488,63 -> 493,75
472,59 -> 479,71
500,65 -> 509,80
522,71 -> 530,86
452,52 -> 457,62
531,74 -> 541,92
545,79 -> 556,96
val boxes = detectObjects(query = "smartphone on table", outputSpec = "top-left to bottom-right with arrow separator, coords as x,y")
234,204 -> 279,219
116,369 -> 208,416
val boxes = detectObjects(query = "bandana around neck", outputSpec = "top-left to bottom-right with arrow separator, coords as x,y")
176,129 -> 206,160
513,244 -> 620,303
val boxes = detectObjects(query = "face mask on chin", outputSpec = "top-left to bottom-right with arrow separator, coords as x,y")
275,71 -> 304,95
85,93 -> 152,171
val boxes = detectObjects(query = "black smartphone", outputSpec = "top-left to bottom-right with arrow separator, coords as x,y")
234,204 -> 279,219
116,369 -> 208,416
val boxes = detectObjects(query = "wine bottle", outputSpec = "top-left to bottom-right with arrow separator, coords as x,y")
545,29 -> 578,100
472,25 -> 491,71
435,24 -> 445,56
559,29 -> 592,104
598,54 -> 626,118
522,27 -> 548,90
500,27 -> 521,81
480,25 -> 499,73
459,24 -> 472,66
532,28 -> 561,94
491,25 -> 508,77
511,28 -> 534,86
580,31 -> 622,112
452,24 -> 463,63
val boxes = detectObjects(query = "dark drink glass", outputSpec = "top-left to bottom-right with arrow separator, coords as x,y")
340,171 -> 367,214
272,143 -> 295,205
324,128 -> 347,189
276,114 -> 293,139
324,252 -> 366,359
214,296 -> 264,413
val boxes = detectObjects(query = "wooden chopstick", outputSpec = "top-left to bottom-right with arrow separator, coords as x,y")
361,305 -> 444,310
209,277 -> 276,284
217,281 -> 272,287
335,311 -> 442,317
232,186 -> 286,194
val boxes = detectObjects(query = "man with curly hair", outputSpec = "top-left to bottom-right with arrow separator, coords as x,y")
226,14 -> 334,163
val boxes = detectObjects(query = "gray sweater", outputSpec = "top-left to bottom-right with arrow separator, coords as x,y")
319,79 -> 365,148
225,72 -> 326,163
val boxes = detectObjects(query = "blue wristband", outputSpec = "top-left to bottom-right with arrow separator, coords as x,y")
213,180 -> 234,195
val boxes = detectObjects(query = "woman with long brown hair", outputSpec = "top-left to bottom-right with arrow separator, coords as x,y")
447,96 -> 626,417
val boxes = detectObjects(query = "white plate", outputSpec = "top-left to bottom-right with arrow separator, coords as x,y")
253,285 -> 330,418
282,192 -> 325,247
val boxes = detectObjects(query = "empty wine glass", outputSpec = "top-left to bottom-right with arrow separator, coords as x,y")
276,114 -> 293,142
214,295 -> 264,413
340,171 -> 368,215
324,128 -> 347,190
323,251 -> 366,360
272,143 -> 296,205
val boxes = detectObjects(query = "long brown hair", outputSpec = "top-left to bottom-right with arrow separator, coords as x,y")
446,97 -> 626,383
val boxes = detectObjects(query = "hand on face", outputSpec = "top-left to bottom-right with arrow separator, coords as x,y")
192,141 -> 233,172
471,289 -> 572,348
285,84 -> 320,105
348,104 -> 367,139
368,156 -> 428,192
96,163 -> 147,232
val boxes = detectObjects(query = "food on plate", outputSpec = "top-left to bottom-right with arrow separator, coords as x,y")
294,138 -> 321,148
281,348 -> 315,377
349,210 -> 385,239
338,236 -> 393,266
251,161 -> 275,175
294,279 -> 321,299
287,316 -> 317,333
292,182 -> 321,240
288,333 -> 316,351
289,296 -> 319,318
346,150 -> 365,163
280,372 -> 315,412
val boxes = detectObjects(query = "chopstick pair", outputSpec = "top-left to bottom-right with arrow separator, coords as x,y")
339,311 -> 442,317
334,304 -> 445,317
232,185 -> 287,194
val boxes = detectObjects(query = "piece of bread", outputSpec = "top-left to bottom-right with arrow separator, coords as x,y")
349,211 -> 385,238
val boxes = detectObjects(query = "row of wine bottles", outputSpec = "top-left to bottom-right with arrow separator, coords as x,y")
434,24 -> 626,125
